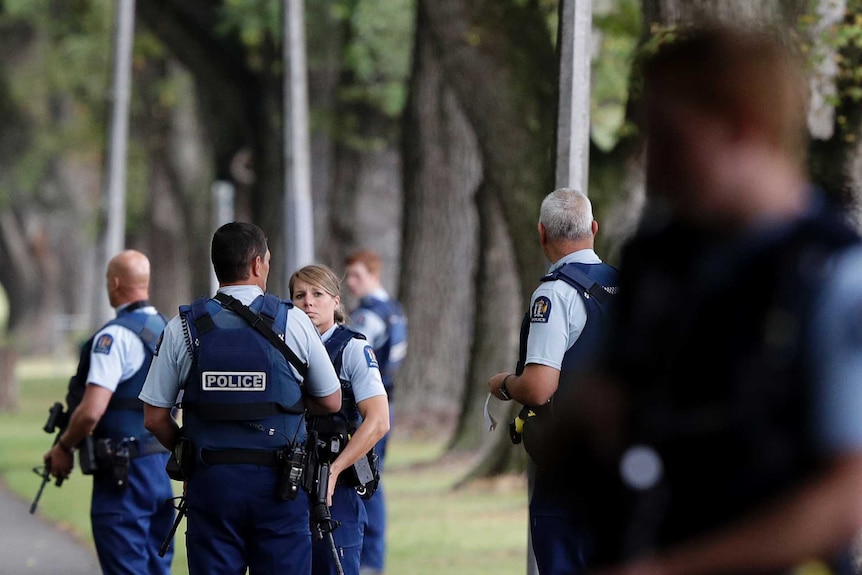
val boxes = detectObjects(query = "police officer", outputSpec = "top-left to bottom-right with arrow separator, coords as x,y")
290,264 -> 390,575
583,26 -> 862,575
343,248 -> 406,575
140,222 -> 342,575
43,249 -> 173,575
488,188 -> 619,575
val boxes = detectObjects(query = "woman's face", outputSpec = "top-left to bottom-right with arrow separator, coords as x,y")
291,279 -> 339,334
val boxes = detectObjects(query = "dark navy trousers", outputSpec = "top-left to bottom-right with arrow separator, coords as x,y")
529,470 -> 591,575
91,452 -> 175,575
360,404 -> 391,571
185,463 -> 312,575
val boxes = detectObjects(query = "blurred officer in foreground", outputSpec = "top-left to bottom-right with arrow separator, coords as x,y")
140,222 -> 342,575
574,25 -> 862,575
344,249 -> 406,575
487,188 -> 619,575
44,249 -> 173,574
290,264 -> 390,575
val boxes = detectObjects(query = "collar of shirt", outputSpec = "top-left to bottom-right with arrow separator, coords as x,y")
217,285 -> 264,306
320,323 -> 340,343
369,288 -> 389,301
361,288 -> 390,304
547,248 -> 601,273
115,300 -> 154,316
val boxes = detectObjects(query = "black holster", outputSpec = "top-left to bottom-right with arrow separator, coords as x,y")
166,437 -> 195,481
79,437 -> 132,487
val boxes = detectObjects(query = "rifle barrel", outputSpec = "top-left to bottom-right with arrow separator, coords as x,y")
29,474 -> 49,514
159,497 -> 187,558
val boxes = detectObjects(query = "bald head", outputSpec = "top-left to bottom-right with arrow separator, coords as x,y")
106,250 -> 151,308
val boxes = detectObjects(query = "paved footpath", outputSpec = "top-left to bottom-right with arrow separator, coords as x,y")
0,482 -> 100,575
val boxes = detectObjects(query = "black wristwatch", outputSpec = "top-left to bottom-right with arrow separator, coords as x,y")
500,374 -> 514,401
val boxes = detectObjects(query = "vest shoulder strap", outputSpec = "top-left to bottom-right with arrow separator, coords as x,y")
325,326 -> 366,369
110,312 -> 167,353
542,263 -> 618,307
213,292 -> 309,380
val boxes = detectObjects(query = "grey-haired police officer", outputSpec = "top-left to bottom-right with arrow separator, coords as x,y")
140,222 -> 342,575
488,188 -> 619,575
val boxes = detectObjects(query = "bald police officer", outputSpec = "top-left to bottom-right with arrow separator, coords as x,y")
44,249 -> 173,575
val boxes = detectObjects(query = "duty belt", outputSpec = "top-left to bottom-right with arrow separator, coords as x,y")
126,437 -> 169,458
200,448 -> 283,467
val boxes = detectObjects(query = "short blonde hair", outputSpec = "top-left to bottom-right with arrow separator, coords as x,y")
289,264 -> 347,324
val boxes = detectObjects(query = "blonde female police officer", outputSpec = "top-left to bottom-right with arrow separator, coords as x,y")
140,223 -> 342,575
290,264 -> 390,575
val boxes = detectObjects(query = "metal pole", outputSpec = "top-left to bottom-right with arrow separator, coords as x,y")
211,181 -> 236,295
525,2 -> 592,574
555,0 -> 592,193
95,0 -> 136,327
282,0 -> 315,286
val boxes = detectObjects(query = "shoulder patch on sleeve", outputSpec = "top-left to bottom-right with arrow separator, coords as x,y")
364,345 -> 379,369
93,333 -> 114,355
530,296 -> 552,323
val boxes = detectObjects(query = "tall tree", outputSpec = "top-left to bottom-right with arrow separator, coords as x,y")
136,0 -> 289,289
421,0 -> 557,301
398,3 -> 484,428
391,0 -> 557,475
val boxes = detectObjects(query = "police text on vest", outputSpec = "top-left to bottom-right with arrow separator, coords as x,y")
202,371 -> 267,391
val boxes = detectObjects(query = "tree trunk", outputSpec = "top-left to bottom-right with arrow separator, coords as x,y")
131,58 -> 205,313
0,346 -> 18,412
398,4 -> 481,424
421,0 -> 557,310
136,0 -> 287,292
453,181 -> 524,474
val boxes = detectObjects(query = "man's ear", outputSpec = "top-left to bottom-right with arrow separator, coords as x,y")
251,256 -> 263,278
538,222 -> 547,246
592,220 -> 599,236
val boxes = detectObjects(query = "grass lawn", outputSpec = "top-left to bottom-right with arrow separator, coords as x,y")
0,357 -> 528,575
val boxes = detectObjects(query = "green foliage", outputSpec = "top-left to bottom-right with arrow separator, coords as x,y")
591,0 -> 641,152
217,0 -> 281,72
339,0 -> 415,119
0,0 -> 111,211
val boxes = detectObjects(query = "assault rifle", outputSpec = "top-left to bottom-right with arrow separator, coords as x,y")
159,496 -> 187,558
30,402 -> 70,514
305,422 -> 345,575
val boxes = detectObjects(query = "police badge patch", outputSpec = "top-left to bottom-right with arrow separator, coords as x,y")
94,334 -> 114,354
530,296 -> 552,323
364,346 -> 379,369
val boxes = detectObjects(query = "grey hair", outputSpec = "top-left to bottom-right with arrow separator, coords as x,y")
539,188 -> 594,241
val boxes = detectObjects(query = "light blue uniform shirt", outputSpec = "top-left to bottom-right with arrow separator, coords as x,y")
89,304 -> 160,392
524,249 -> 602,370
350,288 -> 392,350
811,244 -> 862,452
